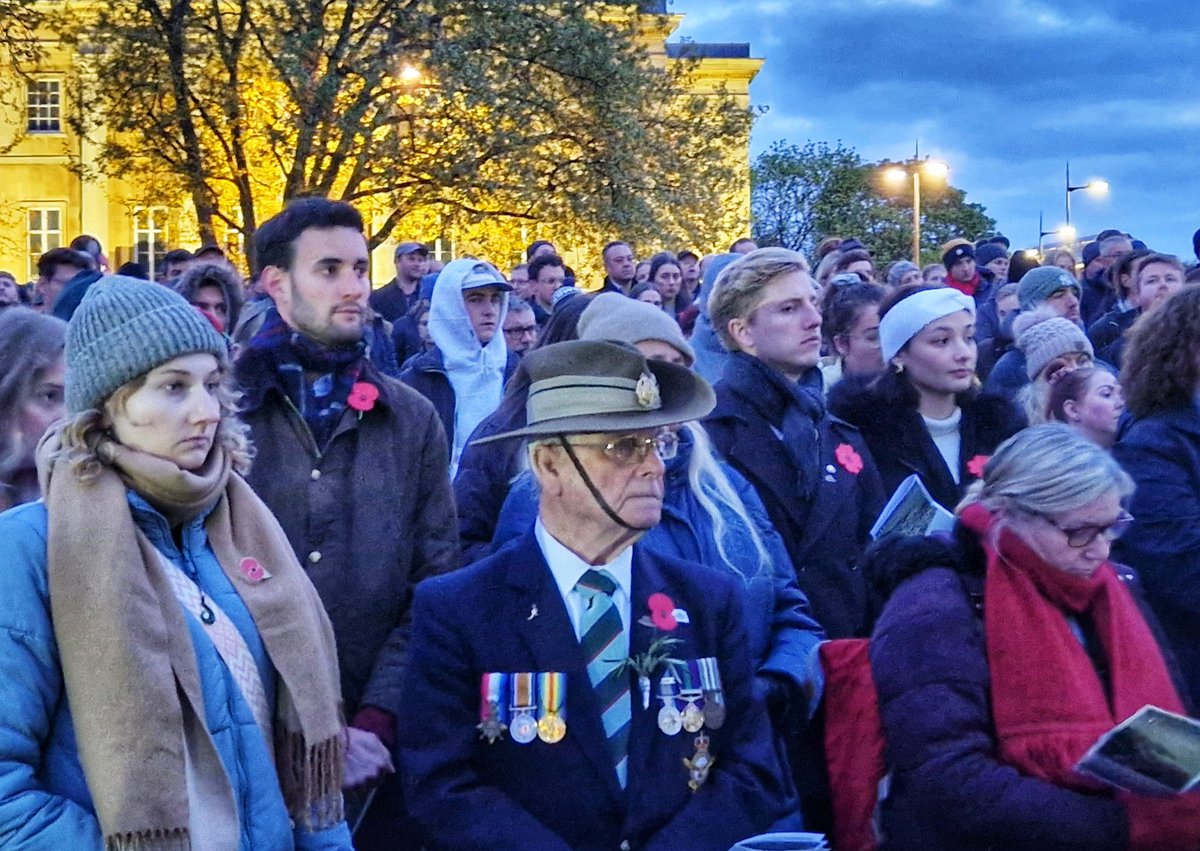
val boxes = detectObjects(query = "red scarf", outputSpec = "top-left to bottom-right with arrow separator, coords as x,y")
960,503 -> 1200,850
946,272 -> 980,298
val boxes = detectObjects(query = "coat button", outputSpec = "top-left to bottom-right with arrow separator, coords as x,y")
310,469 -> 321,481
619,842 -> 631,851
308,550 -> 322,564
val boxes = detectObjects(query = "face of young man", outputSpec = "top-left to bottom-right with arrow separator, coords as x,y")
728,271 -> 823,381
395,250 -> 430,286
949,257 -> 976,284
463,286 -> 505,345
263,226 -> 371,346
1135,261 -> 1185,312
532,264 -> 565,308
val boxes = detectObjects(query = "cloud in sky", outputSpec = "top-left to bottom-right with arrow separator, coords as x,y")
672,0 -> 1200,258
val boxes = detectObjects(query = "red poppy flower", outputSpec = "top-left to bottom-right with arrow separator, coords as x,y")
967,454 -> 990,479
347,382 -> 380,413
647,592 -> 678,631
240,557 -> 267,583
834,443 -> 864,475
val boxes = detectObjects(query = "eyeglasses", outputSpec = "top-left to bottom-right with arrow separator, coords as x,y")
563,431 -> 679,465
1041,509 -> 1134,548
504,324 -> 537,337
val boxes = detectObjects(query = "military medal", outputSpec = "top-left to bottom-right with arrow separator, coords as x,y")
477,672 -> 508,744
536,671 -> 567,744
510,672 -> 538,744
683,733 -> 716,792
657,673 -> 683,736
698,657 -> 726,730
680,660 -> 705,733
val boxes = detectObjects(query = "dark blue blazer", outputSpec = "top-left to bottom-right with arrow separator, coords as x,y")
398,534 -> 794,851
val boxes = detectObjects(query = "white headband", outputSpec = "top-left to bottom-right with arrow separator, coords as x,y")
879,288 -> 976,363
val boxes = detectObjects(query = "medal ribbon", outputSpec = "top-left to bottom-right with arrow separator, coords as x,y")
481,672 -> 507,721
682,659 -> 701,692
539,671 -> 565,718
513,671 -> 535,709
698,656 -> 723,692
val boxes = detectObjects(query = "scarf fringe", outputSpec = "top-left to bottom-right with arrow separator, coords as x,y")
105,828 -> 190,851
277,730 -> 346,831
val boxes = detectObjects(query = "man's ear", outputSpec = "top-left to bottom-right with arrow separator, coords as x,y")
529,442 -> 566,499
726,316 -> 754,355
258,265 -> 287,303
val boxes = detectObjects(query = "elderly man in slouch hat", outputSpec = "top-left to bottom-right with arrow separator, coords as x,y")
399,340 -> 793,851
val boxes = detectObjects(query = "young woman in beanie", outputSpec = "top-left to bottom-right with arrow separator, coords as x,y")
829,284 -> 1023,511
0,277 -> 352,849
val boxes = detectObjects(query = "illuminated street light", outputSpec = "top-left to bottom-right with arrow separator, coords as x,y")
879,147 -> 950,266
399,64 -> 422,85
1037,211 -> 1077,258
1065,161 -> 1109,229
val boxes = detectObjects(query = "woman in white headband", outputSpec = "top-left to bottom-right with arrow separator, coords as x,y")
829,284 -> 1024,509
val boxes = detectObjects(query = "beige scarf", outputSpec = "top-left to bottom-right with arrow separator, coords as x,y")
38,430 -> 345,850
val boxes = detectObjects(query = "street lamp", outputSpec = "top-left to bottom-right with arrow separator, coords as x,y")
881,150 -> 949,266
1065,161 -> 1108,228
1037,210 -> 1076,257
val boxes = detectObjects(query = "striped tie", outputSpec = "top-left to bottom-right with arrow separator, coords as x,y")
576,568 -> 631,788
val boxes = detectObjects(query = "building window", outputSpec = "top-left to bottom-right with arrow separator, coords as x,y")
133,207 -> 169,279
27,79 -> 62,133
26,207 -> 63,279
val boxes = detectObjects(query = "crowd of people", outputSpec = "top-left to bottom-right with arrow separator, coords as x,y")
3,200 -> 1200,850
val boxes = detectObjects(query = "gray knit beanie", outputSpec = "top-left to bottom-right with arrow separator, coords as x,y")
578,292 -> 695,366
1014,309 -> 1093,380
1017,266 -> 1081,311
65,275 -> 228,413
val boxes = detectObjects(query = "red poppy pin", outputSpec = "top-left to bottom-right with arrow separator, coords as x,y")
239,557 -> 271,583
834,443 -> 864,475
967,454 -> 990,478
347,382 -> 379,417
647,592 -> 679,631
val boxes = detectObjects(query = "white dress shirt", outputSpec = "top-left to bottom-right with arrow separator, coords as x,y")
535,518 -> 633,641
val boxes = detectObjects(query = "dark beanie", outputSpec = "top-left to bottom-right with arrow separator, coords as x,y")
1081,242 -> 1101,266
975,243 -> 1008,267
941,238 -> 974,268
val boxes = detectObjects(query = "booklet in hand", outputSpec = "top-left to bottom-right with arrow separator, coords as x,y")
869,474 -> 956,540
1075,705 -> 1200,797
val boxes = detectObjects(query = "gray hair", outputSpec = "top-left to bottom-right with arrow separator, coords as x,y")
960,423 -> 1133,517
885,260 -> 920,289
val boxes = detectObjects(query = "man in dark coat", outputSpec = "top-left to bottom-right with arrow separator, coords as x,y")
702,248 -> 883,640
400,340 -> 794,851
235,199 -> 457,847
369,240 -> 429,322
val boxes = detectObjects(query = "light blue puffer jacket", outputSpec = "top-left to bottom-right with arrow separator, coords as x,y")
0,495 -> 352,850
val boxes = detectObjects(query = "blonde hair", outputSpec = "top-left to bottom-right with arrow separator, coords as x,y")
707,247 -> 811,351
53,371 -> 253,481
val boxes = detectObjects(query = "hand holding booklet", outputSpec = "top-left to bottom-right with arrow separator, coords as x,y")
869,474 -> 956,540
1075,705 -> 1200,797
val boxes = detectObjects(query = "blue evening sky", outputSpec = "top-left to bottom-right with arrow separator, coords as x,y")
672,0 -> 1200,259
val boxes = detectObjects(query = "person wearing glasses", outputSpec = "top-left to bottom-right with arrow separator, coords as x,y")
829,284 -> 1023,512
866,424 -> 1200,850
399,340 -> 794,851
817,278 -> 885,391
502,296 -> 538,356
1114,285 -> 1200,712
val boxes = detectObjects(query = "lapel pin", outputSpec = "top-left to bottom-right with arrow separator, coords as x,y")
527,603 -> 539,621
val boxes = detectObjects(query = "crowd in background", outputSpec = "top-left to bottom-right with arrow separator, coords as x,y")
4,204 -> 1200,850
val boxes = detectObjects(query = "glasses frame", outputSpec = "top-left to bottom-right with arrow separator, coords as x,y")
562,430 -> 679,466
1041,509 -> 1134,548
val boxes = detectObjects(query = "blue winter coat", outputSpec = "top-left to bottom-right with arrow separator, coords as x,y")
0,496 -> 352,850
490,438 -> 827,721
1113,403 -> 1200,710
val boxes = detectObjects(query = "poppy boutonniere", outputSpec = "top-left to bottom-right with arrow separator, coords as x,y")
835,443 -> 864,475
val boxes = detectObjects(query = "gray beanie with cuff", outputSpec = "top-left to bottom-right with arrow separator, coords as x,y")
578,292 -> 695,366
1017,266 -> 1081,311
65,276 -> 228,413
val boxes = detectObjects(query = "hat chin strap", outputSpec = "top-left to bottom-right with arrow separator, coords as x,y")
558,436 -> 654,561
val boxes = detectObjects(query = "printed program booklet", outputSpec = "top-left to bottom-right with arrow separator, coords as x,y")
1075,705 -> 1200,796
869,474 -> 956,540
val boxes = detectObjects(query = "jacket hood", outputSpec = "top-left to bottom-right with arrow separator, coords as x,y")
429,258 -> 509,373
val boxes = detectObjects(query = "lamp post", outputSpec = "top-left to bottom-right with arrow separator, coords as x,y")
1065,161 -> 1109,229
882,150 -> 949,266
1036,210 -> 1076,258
